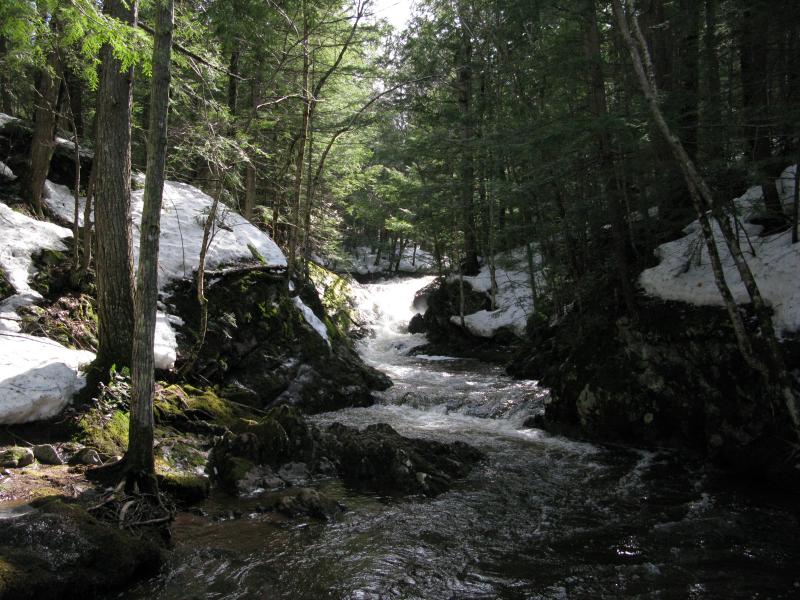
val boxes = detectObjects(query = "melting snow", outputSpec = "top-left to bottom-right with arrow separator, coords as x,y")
292,296 -> 331,347
640,165 -> 800,334
44,178 -> 288,369
448,248 -> 537,338
0,161 -> 15,180
0,333 -> 94,424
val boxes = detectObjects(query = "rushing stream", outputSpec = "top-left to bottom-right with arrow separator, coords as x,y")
121,277 -> 800,600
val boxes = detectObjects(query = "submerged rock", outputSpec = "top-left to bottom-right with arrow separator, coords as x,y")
0,498 -> 160,600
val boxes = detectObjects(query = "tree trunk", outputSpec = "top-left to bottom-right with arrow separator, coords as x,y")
28,44 -> 62,215
127,0 -> 174,482
703,0 -> 724,161
676,0 -> 700,162
93,0 -> 137,375
227,46 -> 240,115
457,26 -> 479,275
288,2 -> 310,279
583,0 -> 638,318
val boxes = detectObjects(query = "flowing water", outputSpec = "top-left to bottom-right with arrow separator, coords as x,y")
122,277 -> 800,600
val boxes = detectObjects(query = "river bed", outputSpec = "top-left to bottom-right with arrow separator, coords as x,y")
120,277 -> 800,599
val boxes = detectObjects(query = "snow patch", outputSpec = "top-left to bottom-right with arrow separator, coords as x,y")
44,179 -> 289,368
0,113 -> 20,128
0,161 -> 15,180
292,296 -> 331,347
640,165 -> 800,334
0,332 -> 94,424
342,245 -> 436,275
448,248 -> 537,338
0,202 -> 72,333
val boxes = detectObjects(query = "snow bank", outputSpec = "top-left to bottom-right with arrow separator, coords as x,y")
640,166 -> 800,334
292,296 -> 331,347
45,178 -> 288,369
0,202 -> 72,333
0,113 -> 19,128
448,248 -> 537,338
0,333 -> 94,424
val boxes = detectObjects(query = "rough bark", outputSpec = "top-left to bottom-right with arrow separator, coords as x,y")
583,0 -> 638,318
288,2 -> 310,279
127,0 -> 174,481
457,28 -> 479,276
28,44 -> 62,215
93,0 -> 137,375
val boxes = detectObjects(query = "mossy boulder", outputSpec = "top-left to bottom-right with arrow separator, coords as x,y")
0,498 -> 160,600
75,409 -> 129,458
167,269 -> 390,413
0,447 -> 34,468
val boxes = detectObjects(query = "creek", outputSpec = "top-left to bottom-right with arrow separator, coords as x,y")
121,277 -> 800,599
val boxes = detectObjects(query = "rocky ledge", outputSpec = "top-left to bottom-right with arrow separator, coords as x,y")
210,405 -> 484,499
509,296 -> 800,488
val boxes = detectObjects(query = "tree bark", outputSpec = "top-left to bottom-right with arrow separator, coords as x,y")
457,24 -> 479,275
127,0 -> 174,482
93,0 -> 138,375
288,1 -> 310,279
703,0 -> 723,161
583,0 -> 638,318
28,42 -> 62,215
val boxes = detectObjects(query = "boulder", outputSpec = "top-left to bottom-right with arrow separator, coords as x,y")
0,498 -> 160,600
67,448 -> 101,466
32,444 -> 63,466
0,447 -> 34,469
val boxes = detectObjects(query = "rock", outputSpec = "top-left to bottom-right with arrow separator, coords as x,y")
321,422 -> 483,496
32,444 -> 63,466
408,313 -> 426,334
210,409 -> 483,497
277,462 -> 310,486
0,447 -> 34,469
157,472 -> 210,505
0,498 -> 160,599
275,488 -> 343,520
235,465 -> 286,495
168,269 -> 391,414
68,448 -> 102,466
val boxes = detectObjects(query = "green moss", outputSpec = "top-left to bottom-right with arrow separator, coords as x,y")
185,389 -> 235,425
76,409 -> 129,457
156,471 -> 209,504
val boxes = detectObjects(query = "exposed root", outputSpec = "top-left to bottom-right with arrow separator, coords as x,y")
88,481 -> 175,532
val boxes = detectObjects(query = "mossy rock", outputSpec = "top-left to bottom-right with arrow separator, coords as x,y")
156,471 -> 209,505
0,447 -> 34,468
75,409 -> 129,458
0,498 -> 161,600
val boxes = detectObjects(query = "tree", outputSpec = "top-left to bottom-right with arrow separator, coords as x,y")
126,0 -> 174,485
93,0 -> 137,377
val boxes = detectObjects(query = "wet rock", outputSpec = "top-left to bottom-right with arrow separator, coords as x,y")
236,465 -> 286,495
0,498 -> 160,600
275,488 -> 342,519
278,462 -> 311,486
157,472 -> 210,505
209,409 -> 483,497
322,422 -> 483,496
408,313 -> 426,334
68,448 -> 102,466
168,269 -> 391,414
0,447 -> 34,469
32,444 -> 63,466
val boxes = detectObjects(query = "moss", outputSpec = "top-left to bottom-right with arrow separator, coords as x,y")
76,409 -> 129,457
153,384 -> 189,423
20,294 -> 98,351
185,389 -> 236,425
156,471 -> 209,504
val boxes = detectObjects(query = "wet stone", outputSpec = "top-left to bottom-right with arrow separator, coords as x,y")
33,444 -> 64,465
